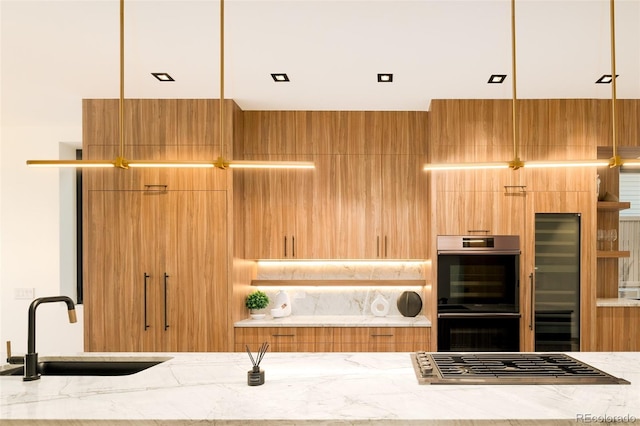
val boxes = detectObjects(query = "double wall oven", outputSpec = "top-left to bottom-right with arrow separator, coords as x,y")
437,235 -> 520,352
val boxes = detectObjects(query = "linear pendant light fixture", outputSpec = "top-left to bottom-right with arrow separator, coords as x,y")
423,0 -> 616,172
27,0 -> 314,170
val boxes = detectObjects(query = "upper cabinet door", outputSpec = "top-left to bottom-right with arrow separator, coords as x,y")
313,155 -> 382,259
241,155 -> 313,259
435,191 -> 526,237
381,155 -> 429,259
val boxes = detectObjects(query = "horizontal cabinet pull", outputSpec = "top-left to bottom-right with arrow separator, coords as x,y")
271,334 -> 295,338
144,184 -> 168,190
371,334 -> 394,338
467,229 -> 490,234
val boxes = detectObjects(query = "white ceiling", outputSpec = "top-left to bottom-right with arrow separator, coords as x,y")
1,0 -> 640,128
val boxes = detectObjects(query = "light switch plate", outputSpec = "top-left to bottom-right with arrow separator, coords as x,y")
14,288 -> 35,300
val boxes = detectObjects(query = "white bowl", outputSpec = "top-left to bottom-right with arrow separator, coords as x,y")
250,313 -> 266,320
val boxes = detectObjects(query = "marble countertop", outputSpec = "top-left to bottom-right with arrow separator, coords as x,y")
234,314 -> 432,327
596,298 -> 640,307
1,351 -> 638,425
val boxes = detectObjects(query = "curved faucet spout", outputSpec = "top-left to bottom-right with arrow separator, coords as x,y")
24,296 -> 77,381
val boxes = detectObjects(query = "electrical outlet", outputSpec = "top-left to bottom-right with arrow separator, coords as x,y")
14,288 -> 35,300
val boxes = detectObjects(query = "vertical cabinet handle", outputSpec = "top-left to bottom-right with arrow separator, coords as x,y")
143,273 -> 150,330
384,235 -> 388,258
376,236 -> 380,258
164,273 -> 170,330
529,272 -> 534,331
283,235 -> 296,258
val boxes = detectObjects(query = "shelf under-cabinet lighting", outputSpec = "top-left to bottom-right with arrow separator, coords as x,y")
257,260 -> 429,267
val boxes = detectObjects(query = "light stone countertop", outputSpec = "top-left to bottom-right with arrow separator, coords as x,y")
234,314 -> 432,327
1,351 -> 638,425
596,298 -> 640,307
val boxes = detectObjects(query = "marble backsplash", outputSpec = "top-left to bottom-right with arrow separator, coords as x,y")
258,287 -> 424,316
255,261 -> 428,316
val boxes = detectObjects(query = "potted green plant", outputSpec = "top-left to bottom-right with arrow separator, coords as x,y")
245,290 -> 270,319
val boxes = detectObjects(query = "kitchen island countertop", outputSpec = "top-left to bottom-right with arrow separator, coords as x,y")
1,352 -> 638,425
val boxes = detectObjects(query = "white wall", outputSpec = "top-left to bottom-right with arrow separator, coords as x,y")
0,125 -> 84,358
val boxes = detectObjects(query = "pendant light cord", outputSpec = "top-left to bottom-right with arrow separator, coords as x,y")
114,0 -> 128,168
119,0 -> 125,161
610,0 -> 618,161
220,0 -> 225,161
511,0 -> 520,165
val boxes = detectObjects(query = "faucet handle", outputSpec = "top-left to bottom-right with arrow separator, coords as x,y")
68,308 -> 77,324
5,341 -> 24,364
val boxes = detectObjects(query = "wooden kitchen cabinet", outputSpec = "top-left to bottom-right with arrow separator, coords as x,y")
435,190 -> 526,236
237,110 -> 430,260
84,189 -> 229,352
313,154 -> 382,259
235,327 -> 430,352
333,327 -> 430,352
381,155 -> 430,258
83,98 -> 234,353
234,327 -> 334,352
595,307 -> 640,351
309,154 -> 429,259
240,155 -> 315,259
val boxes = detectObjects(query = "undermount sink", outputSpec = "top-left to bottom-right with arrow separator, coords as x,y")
0,356 -> 171,377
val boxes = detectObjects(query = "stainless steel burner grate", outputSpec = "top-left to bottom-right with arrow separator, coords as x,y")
411,352 -> 630,385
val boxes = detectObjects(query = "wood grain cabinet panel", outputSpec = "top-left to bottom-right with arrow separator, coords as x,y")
381,155 -> 430,258
333,327 -> 430,352
314,154 -> 428,259
84,190 -> 228,352
435,191 -> 526,236
235,327 -> 334,352
595,307 -> 640,351
238,110 -> 429,260
313,154 -> 382,259
240,155 -> 315,259
235,327 -> 430,352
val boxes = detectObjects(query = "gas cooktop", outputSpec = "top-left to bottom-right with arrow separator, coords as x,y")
411,352 -> 630,385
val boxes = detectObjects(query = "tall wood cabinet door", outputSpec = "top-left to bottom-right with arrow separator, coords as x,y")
161,191 -> 229,352
241,166 -> 290,259
381,155 -> 429,258
242,155 -> 315,259
315,155 -> 382,258
84,190 -> 157,352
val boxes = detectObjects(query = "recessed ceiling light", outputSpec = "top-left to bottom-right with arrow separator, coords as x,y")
488,74 -> 507,84
151,72 -> 174,82
596,74 -> 619,84
271,73 -> 289,82
377,73 -> 393,83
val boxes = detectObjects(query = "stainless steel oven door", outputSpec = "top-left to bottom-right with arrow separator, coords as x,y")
437,313 -> 520,352
437,252 -> 520,312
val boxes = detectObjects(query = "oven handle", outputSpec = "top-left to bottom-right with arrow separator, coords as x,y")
437,313 -> 521,319
437,250 -> 520,255
529,272 -> 535,330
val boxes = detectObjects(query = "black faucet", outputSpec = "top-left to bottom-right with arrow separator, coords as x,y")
24,296 -> 77,381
